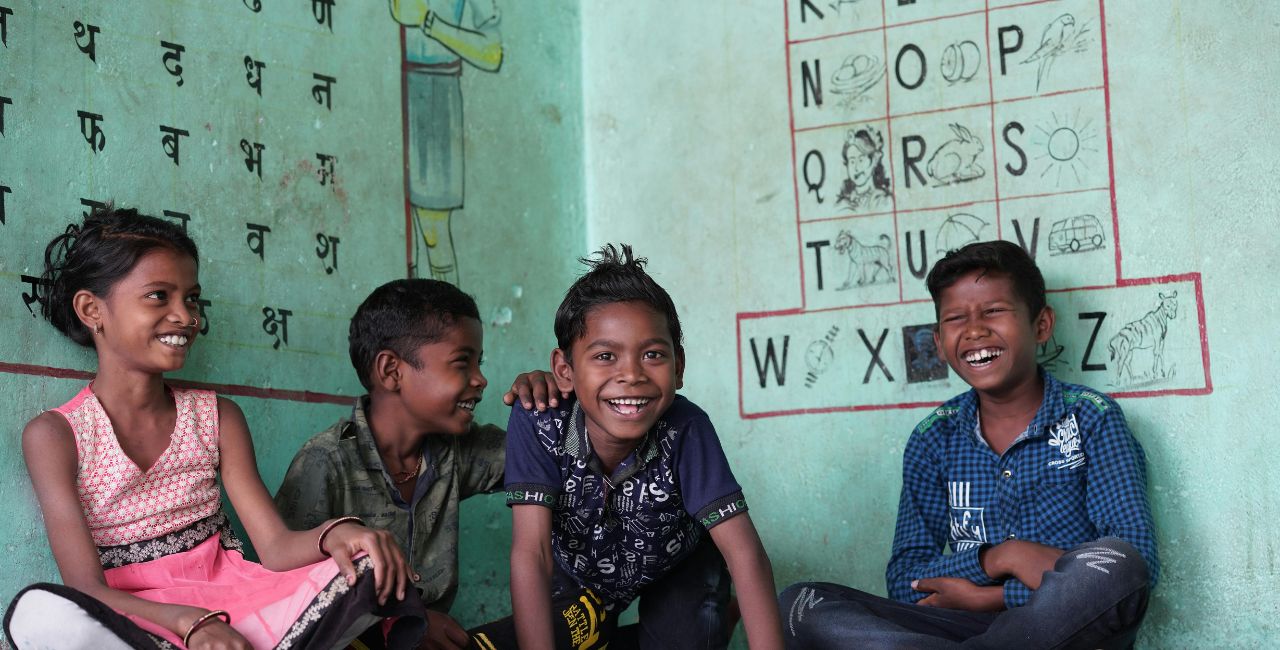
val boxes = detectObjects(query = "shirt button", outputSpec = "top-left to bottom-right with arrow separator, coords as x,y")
1001,469 -> 1013,479
1007,533 -> 1017,540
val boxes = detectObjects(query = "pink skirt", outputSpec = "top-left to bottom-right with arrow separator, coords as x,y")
93,515 -> 424,649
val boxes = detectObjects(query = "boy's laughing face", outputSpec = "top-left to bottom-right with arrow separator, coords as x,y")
933,270 -> 1053,400
397,316 -> 487,435
553,301 -> 684,452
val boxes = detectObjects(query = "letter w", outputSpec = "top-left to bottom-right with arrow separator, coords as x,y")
750,336 -> 790,388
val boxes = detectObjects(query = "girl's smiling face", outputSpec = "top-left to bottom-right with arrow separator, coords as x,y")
84,247 -> 201,374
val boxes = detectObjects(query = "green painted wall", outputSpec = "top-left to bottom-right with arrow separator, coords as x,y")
579,1 -> 1277,647
0,0 -> 583,632
3,1 -> 1278,648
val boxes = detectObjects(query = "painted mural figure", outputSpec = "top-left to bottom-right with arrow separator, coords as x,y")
389,0 -> 503,284
835,126 -> 893,213
926,123 -> 985,186
834,231 -> 894,289
1109,291 -> 1178,385
829,53 -> 883,110
1022,13 -> 1092,91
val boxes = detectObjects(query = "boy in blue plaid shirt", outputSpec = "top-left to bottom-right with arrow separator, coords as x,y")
781,241 -> 1158,649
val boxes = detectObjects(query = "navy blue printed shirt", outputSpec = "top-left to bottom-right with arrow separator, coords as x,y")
505,395 -> 747,605
887,370 -> 1159,608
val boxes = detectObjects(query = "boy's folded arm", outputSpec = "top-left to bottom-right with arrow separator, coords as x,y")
887,435 -> 997,602
1083,402 -> 1160,587
708,513 -> 785,650
888,522 -> 995,602
1001,577 -> 1034,608
509,504 -> 555,650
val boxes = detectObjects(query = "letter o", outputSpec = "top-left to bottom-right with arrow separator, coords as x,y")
895,43 -> 927,90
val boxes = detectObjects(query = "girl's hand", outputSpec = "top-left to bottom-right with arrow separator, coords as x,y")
185,618 -> 252,650
322,522 -> 412,605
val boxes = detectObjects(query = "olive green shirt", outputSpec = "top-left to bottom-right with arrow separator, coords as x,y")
274,396 -> 505,610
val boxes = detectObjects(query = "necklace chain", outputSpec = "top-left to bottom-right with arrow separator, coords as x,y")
391,454 -> 424,486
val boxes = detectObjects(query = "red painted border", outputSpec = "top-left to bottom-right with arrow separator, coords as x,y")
784,1 -> 807,310
744,0 -> 1212,419
400,25 -> 414,278
738,273 -> 1210,419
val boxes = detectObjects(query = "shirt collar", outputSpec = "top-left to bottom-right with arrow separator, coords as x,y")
347,396 -> 432,480
347,396 -> 387,473
958,367 -> 1067,445
565,399 -> 660,477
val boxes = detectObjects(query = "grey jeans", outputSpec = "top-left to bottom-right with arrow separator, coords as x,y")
779,537 -> 1151,649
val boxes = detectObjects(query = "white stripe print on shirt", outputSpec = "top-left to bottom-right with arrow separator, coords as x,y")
948,481 -> 986,551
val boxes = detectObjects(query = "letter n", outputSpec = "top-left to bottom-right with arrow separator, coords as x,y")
801,59 -> 822,108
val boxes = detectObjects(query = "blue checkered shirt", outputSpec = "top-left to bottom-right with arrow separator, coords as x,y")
887,370 -> 1159,608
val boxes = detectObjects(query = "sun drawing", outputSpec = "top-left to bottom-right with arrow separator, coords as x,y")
1032,108 -> 1099,186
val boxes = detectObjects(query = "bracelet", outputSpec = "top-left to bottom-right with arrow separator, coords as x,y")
182,609 -> 230,647
317,516 -> 365,557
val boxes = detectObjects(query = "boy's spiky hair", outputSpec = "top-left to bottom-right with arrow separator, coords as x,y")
348,278 -> 479,390
925,240 -> 1046,320
554,243 -> 683,354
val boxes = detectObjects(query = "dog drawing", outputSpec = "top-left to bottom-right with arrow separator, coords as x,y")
834,231 -> 894,290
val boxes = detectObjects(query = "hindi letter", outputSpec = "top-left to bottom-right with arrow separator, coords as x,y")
73,21 -> 99,62
311,73 -> 336,110
240,139 -> 265,179
315,233 -> 340,274
160,125 -> 188,166
245,222 -> 271,260
77,110 -> 105,153
160,40 -> 185,86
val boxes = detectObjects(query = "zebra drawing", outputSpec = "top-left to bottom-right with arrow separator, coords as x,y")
1108,291 -> 1177,385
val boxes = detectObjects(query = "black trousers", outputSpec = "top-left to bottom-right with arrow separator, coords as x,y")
469,537 -> 733,650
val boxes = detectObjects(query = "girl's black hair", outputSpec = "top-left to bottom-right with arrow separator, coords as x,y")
554,244 -> 683,354
39,205 -> 199,347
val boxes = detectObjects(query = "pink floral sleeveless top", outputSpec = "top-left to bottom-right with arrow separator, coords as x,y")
52,385 -> 221,547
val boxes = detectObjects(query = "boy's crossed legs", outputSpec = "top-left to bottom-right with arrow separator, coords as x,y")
780,537 -> 1150,649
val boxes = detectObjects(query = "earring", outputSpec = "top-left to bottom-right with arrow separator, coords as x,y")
93,322 -> 103,334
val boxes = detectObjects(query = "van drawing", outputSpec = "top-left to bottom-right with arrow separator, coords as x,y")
1048,214 -> 1105,254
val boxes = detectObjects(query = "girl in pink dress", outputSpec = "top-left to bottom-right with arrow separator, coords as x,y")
4,207 -> 426,649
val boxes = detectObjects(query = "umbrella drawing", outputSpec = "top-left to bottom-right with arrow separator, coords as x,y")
935,213 -> 989,254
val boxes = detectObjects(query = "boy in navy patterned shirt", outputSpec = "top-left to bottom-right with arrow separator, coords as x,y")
781,241 -> 1158,649
474,244 -> 784,650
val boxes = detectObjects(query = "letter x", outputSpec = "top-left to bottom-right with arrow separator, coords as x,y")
859,328 -> 894,383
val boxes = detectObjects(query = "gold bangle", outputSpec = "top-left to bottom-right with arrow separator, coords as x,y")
182,609 -> 230,647
317,516 -> 365,557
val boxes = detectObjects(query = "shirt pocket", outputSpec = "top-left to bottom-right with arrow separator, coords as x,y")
1033,467 -> 1088,536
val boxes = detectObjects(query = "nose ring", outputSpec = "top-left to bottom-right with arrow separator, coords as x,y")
190,316 -> 199,329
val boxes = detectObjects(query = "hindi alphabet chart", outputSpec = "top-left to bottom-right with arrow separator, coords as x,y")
738,0 -> 1210,418
0,2 -> 403,399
